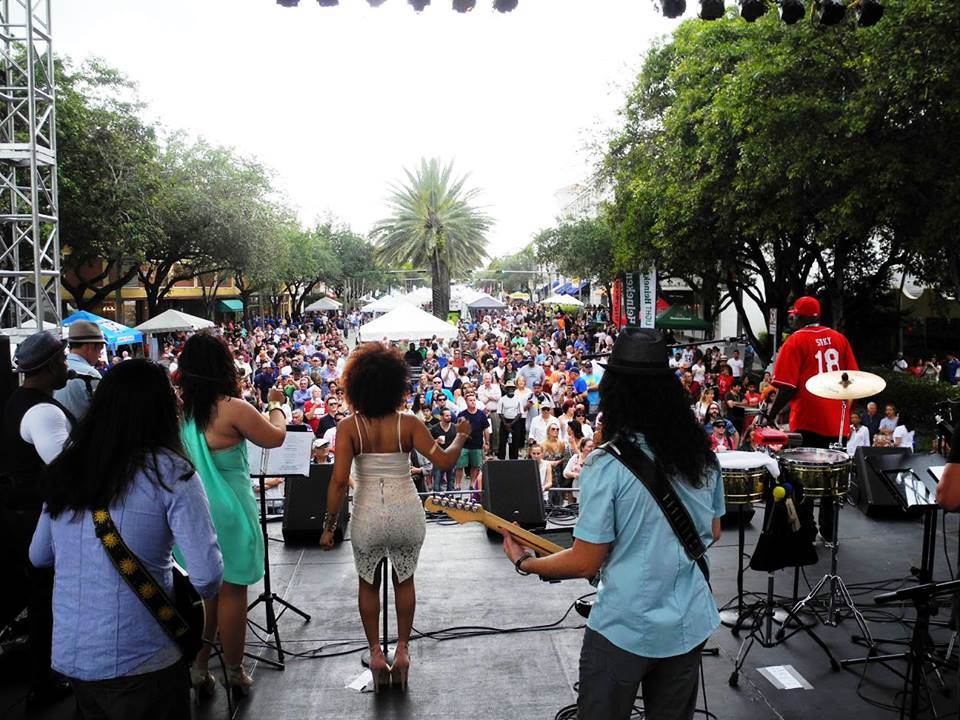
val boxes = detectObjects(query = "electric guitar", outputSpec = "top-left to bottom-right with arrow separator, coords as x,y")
424,496 -> 564,556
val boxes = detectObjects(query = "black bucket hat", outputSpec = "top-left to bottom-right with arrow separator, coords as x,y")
596,327 -> 674,376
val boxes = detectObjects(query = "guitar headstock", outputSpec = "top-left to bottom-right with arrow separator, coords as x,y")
424,495 -> 486,525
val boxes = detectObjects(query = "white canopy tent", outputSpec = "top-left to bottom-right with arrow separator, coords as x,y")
541,293 -> 584,307
361,293 -> 427,314
358,303 -> 458,342
466,293 -> 507,310
134,309 -> 215,334
304,297 -> 342,312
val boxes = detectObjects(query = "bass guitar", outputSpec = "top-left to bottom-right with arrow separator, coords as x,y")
424,495 -> 564,556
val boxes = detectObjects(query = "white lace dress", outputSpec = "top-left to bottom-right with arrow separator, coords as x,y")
349,413 -> 426,584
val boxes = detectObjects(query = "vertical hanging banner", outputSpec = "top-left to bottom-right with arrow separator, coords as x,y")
638,268 -> 657,329
624,273 -> 639,326
611,278 -> 626,328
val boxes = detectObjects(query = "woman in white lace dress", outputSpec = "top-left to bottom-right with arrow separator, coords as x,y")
320,343 -> 469,691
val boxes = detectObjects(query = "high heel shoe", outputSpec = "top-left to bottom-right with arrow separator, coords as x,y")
224,664 -> 253,700
390,643 -> 410,692
369,649 -> 392,694
189,665 -> 217,702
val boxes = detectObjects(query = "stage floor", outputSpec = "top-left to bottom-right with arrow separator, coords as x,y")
3,500 -> 958,720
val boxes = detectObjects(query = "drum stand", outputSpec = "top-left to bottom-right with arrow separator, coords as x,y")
778,495 -> 874,644
729,570 -> 840,687
719,503 -> 761,629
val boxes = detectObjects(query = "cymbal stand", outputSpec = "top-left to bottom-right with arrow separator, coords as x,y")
729,570 -> 840,687
778,494 -> 874,645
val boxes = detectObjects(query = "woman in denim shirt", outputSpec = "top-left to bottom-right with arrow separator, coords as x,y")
30,359 -> 223,719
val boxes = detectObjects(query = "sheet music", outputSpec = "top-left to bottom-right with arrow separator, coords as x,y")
247,431 -> 313,477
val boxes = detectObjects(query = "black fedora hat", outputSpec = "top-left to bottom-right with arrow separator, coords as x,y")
596,327 -> 674,375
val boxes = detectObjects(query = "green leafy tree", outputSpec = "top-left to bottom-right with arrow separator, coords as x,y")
482,244 -> 539,294
373,158 -> 492,319
57,58 -> 162,310
331,230 -> 385,304
534,217 -> 616,306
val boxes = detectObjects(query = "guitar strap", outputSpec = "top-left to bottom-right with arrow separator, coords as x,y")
91,507 -> 193,650
599,439 -> 711,584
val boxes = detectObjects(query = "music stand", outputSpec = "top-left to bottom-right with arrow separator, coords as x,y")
840,454 -> 953,701
246,431 -> 313,669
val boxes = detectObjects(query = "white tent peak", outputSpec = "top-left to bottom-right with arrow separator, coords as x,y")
359,303 -> 458,342
134,309 -> 215,334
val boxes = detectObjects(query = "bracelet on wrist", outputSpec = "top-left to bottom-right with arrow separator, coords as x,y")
322,512 -> 339,533
515,551 -> 535,576
267,402 -> 285,414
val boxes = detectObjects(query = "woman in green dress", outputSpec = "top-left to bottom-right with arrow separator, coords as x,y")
177,334 -> 287,697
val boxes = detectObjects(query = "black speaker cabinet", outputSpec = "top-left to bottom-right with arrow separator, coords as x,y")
851,446 -> 911,516
481,459 -> 545,531
282,463 -> 349,545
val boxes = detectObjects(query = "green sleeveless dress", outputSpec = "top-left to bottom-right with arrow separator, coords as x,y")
179,419 -> 264,585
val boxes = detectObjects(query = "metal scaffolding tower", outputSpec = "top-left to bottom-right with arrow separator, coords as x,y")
0,0 -> 60,332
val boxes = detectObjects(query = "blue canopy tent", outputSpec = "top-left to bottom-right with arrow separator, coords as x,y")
63,311 -> 144,351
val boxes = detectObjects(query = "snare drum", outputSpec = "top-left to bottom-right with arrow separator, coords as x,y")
778,447 -> 851,498
717,451 -> 779,505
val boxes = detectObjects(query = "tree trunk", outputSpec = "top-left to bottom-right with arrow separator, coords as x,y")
430,248 -> 451,320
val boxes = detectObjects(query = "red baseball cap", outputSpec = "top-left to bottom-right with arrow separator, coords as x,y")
788,296 -> 821,317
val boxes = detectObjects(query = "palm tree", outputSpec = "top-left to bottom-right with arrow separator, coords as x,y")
373,158 -> 492,319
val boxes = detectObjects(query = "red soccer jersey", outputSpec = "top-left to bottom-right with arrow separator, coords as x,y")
772,325 -> 859,438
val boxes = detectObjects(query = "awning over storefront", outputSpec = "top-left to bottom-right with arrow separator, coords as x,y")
655,305 -> 712,331
219,299 -> 244,312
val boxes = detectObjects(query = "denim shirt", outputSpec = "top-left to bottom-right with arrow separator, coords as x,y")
574,434 -> 725,658
29,451 -> 223,680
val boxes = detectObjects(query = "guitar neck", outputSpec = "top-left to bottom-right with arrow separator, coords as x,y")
479,515 -> 565,556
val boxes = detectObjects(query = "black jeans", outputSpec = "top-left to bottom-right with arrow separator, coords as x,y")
71,660 -> 190,720
799,430 -> 839,542
497,417 -> 525,459
578,628 -> 704,720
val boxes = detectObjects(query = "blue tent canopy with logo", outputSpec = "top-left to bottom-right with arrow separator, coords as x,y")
63,310 -> 144,351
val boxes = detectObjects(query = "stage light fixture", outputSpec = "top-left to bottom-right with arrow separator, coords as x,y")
276,0 -> 300,6
779,0 -> 805,24
699,0 -> 724,20
493,0 -> 518,11
453,0 -> 476,10
316,0 -> 338,6
739,0 -> 767,21
367,0 -> 387,5
856,0 -> 883,26
814,0 -> 845,24
409,0 -> 430,10
662,0 -> 687,18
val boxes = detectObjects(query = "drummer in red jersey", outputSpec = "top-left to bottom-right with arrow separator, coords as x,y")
758,295 -> 859,541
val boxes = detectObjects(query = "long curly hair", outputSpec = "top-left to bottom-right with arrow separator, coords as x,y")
177,333 -> 240,430
598,371 -> 711,486
44,359 -> 194,518
342,342 -> 410,418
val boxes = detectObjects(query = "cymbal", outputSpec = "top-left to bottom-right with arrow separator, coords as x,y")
805,370 -> 886,401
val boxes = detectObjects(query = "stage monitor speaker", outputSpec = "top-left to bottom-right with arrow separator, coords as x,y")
851,446 -> 911,516
282,463 -> 349,545
481,459 -> 545,531
0,334 -> 14,410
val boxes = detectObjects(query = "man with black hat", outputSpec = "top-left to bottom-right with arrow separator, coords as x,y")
0,331 -> 74,710
53,319 -> 105,421
501,328 -> 724,720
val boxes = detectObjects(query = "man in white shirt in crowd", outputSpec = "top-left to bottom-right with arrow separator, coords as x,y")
496,380 -> 525,459
477,373 -> 502,456
727,349 -> 744,379
529,404 -> 558,445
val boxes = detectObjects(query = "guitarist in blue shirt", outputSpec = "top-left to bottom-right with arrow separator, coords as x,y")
502,328 -> 724,720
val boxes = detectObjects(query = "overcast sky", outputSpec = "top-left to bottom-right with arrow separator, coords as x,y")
53,0 -> 676,259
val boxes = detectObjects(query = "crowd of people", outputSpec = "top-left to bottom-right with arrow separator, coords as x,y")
3,297 -> 959,720
892,351 -> 960,384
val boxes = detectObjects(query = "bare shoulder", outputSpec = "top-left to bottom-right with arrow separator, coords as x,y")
218,395 -> 256,419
